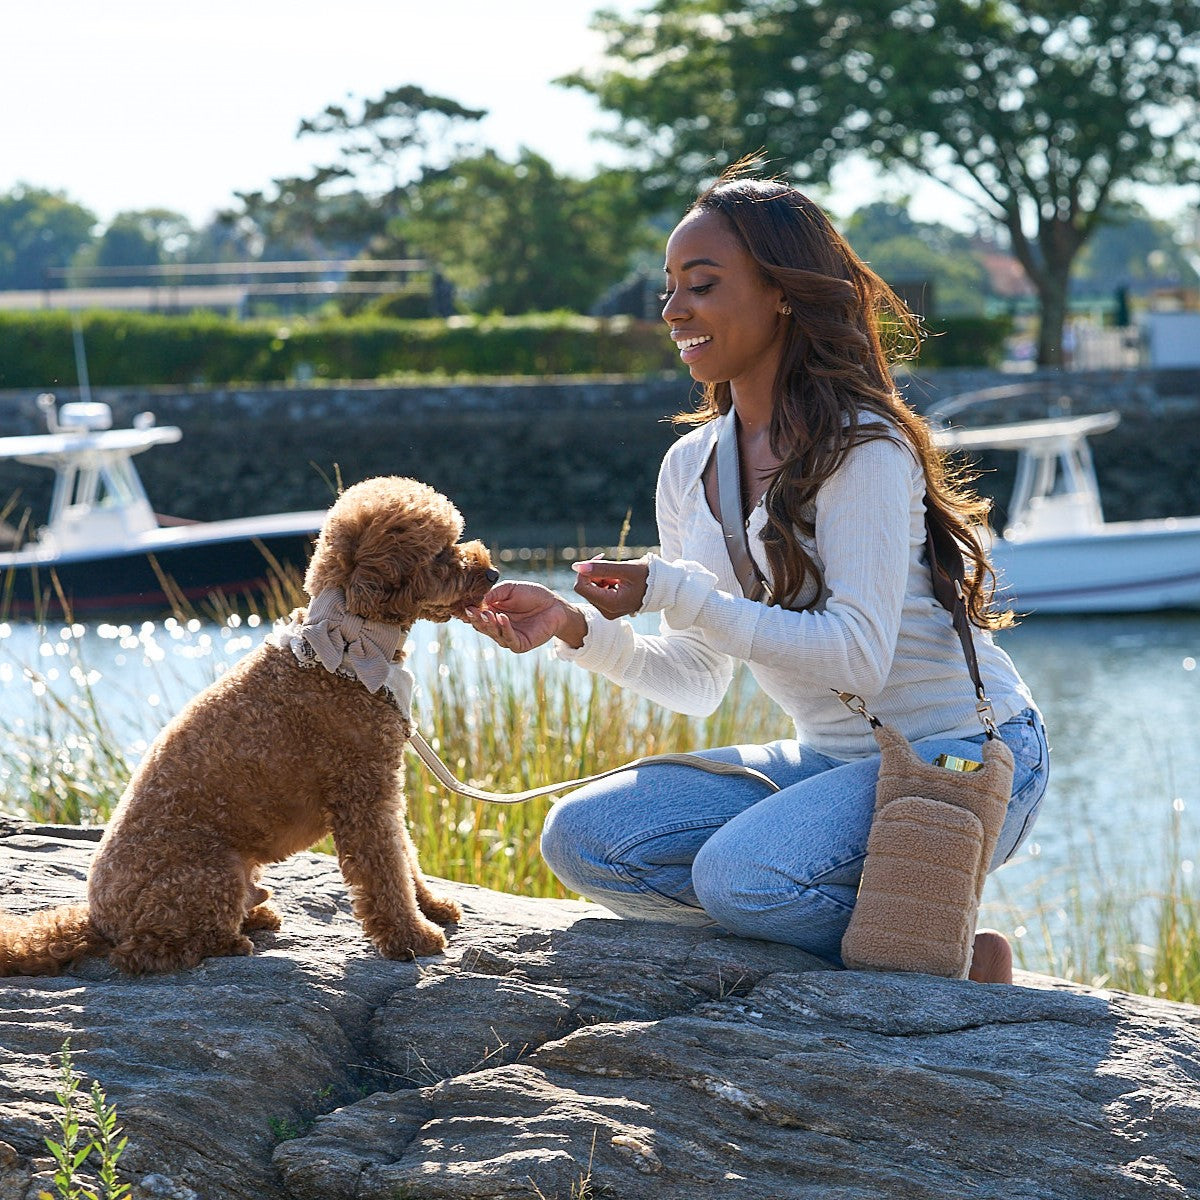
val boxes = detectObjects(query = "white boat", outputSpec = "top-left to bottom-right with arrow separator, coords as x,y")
0,394 -> 326,617
927,387 -> 1200,614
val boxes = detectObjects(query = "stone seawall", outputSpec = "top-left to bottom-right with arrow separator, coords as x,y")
1,367 -> 1197,550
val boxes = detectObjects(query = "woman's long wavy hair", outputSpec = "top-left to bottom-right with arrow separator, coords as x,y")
674,169 -> 1010,629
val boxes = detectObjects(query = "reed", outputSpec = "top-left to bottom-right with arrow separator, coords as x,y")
0,617 -> 789,899
984,802 -> 1200,1004
4,617 -> 1199,1006
403,629 -> 790,898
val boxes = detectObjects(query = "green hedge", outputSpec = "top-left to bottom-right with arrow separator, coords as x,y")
920,314 -> 1013,368
0,309 -> 1011,389
0,311 -> 681,388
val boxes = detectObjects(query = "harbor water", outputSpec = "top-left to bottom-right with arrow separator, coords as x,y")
2,603 -> 1198,968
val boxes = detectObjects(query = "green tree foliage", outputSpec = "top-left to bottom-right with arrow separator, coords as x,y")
230,85 -> 487,257
0,185 -> 96,290
1071,203 -> 1200,299
567,0 -> 1200,364
396,150 -> 656,314
69,209 -> 194,286
232,167 -> 381,260
840,201 -> 989,315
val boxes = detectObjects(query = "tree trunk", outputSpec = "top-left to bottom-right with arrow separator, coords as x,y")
1035,279 -> 1069,368
1004,210 -> 1083,369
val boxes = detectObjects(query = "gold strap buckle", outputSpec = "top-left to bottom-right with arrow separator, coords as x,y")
833,689 -> 880,727
975,694 -> 998,737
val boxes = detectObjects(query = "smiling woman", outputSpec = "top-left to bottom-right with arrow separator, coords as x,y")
463,161 -> 1050,985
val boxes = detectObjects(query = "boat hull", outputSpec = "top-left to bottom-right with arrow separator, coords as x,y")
992,518 -> 1200,614
0,514 -> 325,618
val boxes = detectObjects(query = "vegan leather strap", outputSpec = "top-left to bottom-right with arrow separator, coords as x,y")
714,411 -> 998,737
923,514 -> 998,736
405,727 -> 780,805
715,411 -> 770,602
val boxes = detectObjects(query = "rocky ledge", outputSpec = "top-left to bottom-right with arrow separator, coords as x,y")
1,816 -> 1198,1200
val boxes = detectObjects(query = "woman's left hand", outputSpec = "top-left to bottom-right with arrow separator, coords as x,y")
572,557 -> 649,619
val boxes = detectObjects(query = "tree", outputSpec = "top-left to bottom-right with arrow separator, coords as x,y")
0,185 -> 96,290
229,85 -> 487,256
69,209 -> 195,286
397,150 -> 656,314
567,0 -> 1200,364
1070,202 -> 1200,300
230,169 -> 375,261
840,202 -> 990,315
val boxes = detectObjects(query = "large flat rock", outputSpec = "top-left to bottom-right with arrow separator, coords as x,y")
1,816 -> 1197,1199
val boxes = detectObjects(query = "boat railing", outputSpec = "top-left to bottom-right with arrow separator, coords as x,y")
924,382 -> 1103,430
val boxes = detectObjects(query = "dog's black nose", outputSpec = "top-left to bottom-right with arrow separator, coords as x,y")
485,567 -> 500,584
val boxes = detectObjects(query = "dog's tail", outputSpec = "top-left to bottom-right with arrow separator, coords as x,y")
0,905 -> 109,977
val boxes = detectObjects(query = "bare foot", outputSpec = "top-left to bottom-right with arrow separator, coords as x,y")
969,928 -> 1013,984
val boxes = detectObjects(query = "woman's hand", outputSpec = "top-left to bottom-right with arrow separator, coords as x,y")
572,558 -> 649,620
461,581 -> 587,653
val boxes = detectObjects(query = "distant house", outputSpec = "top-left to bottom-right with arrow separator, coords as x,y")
977,251 -> 1036,304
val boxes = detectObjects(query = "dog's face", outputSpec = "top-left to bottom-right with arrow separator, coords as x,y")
304,477 -> 498,629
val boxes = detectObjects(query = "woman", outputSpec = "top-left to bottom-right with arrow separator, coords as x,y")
463,170 -> 1048,984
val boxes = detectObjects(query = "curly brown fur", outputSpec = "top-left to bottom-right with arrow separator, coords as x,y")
0,477 -> 496,976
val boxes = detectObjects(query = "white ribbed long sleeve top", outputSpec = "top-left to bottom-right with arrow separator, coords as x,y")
557,413 -> 1033,759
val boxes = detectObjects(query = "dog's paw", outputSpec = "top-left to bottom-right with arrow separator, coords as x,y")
373,921 -> 447,960
242,904 -> 283,933
419,895 -> 463,926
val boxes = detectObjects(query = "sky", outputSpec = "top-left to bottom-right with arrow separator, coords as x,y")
0,1 -> 644,227
2,2 -> 1194,237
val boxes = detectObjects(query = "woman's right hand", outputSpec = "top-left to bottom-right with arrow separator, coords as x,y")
462,581 -> 587,654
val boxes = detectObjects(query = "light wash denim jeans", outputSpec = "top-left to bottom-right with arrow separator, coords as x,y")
541,707 -> 1049,964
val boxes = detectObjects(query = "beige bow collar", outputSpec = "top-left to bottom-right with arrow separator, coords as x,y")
287,586 -> 404,694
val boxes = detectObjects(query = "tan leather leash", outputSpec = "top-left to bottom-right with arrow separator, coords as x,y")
405,727 -> 780,805
398,411 -> 802,806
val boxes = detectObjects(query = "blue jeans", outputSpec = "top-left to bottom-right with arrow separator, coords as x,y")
541,708 -> 1049,964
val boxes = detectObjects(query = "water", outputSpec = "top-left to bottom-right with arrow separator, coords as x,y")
2,604 -> 1198,959
979,612 -> 1200,949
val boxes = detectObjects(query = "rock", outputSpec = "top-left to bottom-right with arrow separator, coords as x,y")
1,816 -> 1198,1200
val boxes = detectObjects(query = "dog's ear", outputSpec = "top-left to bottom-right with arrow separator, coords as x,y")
342,533 -> 442,619
344,570 -> 390,617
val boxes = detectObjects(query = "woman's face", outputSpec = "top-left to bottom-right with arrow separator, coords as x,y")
661,208 -> 787,396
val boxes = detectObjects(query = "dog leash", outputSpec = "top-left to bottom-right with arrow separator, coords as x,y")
405,727 -> 780,805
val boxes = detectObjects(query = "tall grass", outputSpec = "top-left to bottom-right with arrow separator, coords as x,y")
408,630 -> 789,898
3,613 -> 1199,1005
0,614 -> 789,899
986,803 -> 1200,1004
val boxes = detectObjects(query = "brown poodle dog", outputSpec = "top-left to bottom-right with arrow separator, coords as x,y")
0,476 -> 497,976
